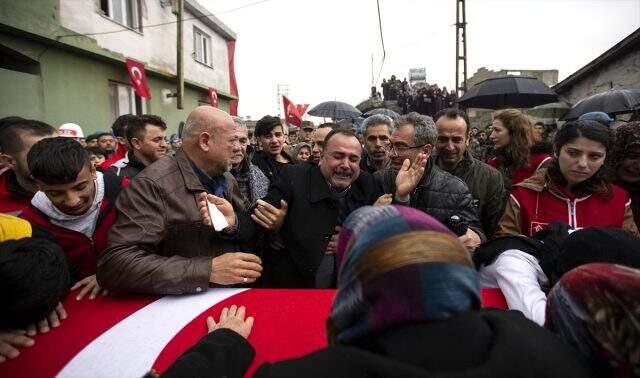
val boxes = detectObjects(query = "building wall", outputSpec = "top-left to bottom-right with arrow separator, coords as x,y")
59,0 -> 231,93
556,48 -> 640,105
0,34 -> 228,134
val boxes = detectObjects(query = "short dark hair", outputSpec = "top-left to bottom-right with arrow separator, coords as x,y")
0,235 -> 71,329
125,114 -> 167,144
111,114 -> 137,138
85,146 -> 108,157
433,108 -> 471,136
28,137 -> 91,185
0,119 -> 56,155
254,115 -> 283,137
323,129 -> 361,151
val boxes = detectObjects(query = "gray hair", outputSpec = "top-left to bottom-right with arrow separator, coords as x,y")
362,114 -> 393,136
232,116 -> 246,129
395,112 -> 437,146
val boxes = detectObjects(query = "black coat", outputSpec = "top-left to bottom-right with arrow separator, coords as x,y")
251,150 -> 293,183
162,309 -> 595,378
374,159 -> 485,240
259,164 -> 381,287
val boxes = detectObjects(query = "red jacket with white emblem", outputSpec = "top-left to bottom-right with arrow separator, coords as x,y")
496,168 -> 638,237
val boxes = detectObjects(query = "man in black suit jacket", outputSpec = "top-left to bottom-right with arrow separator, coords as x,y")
253,129 -> 382,288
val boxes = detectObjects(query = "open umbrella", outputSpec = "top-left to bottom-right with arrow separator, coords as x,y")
459,75 -> 558,109
364,108 -> 399,119
562,88 -> 640,120
308,101 -> 362,120
527,101 -> 572,120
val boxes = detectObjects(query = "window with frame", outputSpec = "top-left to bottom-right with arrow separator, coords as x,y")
193,27 -> 212,67
108,81 -> 144,120
100,0 -> 142,31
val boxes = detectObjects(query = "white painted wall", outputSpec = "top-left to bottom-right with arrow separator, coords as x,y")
59,0 -> 231,93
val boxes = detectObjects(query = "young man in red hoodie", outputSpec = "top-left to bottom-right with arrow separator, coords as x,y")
20,137 -> 123,301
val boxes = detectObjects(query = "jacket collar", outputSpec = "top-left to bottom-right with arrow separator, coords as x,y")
175,149 -> 206,193
307,165 -> 365,203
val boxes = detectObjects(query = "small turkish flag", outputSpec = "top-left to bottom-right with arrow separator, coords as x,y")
282,96 -> 303,127
125,58 -> 151,99
208,87 -> 219,108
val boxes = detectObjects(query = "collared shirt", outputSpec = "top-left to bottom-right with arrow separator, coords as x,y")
188,159 -> 227,198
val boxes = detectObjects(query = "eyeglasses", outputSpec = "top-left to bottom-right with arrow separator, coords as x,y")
389,143 -> 427,153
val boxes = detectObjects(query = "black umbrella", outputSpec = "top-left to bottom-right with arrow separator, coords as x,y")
364,108 -> 400,119
459,75 -> 558,109
308,101 -> 362,119
562,88 -> 640,120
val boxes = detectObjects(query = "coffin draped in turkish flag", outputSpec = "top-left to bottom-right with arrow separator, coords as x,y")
125,58 -> 151,99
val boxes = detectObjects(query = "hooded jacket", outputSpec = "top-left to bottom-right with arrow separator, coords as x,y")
496,168 -> 638,237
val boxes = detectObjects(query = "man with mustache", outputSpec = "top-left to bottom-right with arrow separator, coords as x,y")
308,123 -> 337,165
250,129 -> 382,288
374,112 -> 485,251
230,116 -> 270,209
359,114 -> 392,174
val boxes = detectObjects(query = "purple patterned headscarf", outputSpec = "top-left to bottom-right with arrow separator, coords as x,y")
328,205 -> 480,344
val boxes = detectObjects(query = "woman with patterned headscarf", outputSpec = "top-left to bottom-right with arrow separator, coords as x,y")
162,206 -> 593,378
613,121 -> 640,229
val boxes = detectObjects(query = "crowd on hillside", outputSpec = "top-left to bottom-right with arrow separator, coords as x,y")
1,105 -> 639,377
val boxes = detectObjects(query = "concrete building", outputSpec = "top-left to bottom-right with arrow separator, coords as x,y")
465,67 -> 559,128
553,27 -> 640,107
0,0 -> 238,134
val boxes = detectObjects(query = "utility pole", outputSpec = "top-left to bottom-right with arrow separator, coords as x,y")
455,0 -> 468,98
174,0 -> 184,109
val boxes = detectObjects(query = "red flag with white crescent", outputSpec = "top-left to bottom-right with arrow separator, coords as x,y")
283,95 -> 303,127
125,58 -> 151,99
296,104 -> 309,117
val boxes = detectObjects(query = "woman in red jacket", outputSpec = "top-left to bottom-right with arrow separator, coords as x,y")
496,120 -> 638,237
489,109 -> 551,192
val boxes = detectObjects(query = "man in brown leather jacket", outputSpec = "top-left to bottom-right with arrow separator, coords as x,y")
97,106 -> 262,295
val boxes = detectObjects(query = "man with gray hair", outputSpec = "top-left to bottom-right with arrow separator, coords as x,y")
374,112 -> 485,250
360,114 -> 392,174
230,116 -> 270,209
98,106 -> 262,295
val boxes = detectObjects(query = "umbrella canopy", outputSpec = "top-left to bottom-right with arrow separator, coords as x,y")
364,108 -> 400,119
562,88 -> 640,120
527,101 -> 572,119
308,101 -> 362,119
459,75 -> 558,109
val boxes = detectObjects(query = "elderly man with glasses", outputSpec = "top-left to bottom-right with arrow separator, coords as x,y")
374,112 -> 485,251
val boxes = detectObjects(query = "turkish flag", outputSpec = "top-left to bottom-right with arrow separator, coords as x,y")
283,95 -> 303,127
296,104 -> 309,117
208,87 -> 219,107
125,58 -> 151,99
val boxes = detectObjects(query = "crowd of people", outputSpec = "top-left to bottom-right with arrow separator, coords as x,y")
380,75 -> 458,116
0,105 -> 639,377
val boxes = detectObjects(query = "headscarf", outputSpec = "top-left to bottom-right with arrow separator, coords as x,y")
329,205 -> 480,344
546,263 -> 640,377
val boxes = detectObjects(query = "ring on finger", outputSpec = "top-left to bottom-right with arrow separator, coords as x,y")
242,277 -> 248,284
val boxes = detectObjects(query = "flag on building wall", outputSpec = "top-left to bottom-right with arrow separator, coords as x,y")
283,96 -> 303,127
208,87 -> 219,108
125,58 -> 151,99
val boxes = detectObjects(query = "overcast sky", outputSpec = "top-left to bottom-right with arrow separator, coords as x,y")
200,0 -> 640,120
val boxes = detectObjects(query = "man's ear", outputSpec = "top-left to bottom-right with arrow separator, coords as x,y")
89,163 -> 97,180
422,144 -> 433,158
0,153 -> 15,169
130,137 -> 142,150
199,132 -> 212,152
